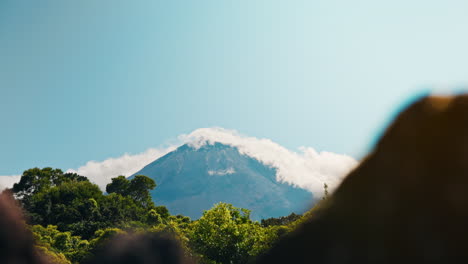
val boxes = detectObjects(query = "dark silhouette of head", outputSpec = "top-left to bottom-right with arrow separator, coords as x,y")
0,190 -> 47,264
257,95 -> 468,264
85,232 -> 193,264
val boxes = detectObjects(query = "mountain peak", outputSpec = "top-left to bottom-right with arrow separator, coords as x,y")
133,142 -> 313,220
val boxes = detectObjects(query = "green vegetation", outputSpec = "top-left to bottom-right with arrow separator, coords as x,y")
7,167 -> 325,264
261,212 -> 302,227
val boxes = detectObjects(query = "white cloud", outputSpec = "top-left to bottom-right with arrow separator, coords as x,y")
208,168 -> 236,176
67,147 -> 176,190
0,128 -> 358,197
181,128 -> 358,196
0,147 -> 177,192
0,175 -> 21,191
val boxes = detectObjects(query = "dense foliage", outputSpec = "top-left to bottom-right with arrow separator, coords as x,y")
7,167 -> 319,264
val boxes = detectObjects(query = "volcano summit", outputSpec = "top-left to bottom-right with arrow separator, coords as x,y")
132,142 -> 314,220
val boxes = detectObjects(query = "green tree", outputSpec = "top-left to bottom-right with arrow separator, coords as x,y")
88,228 -> 127,256
189,202 -> 262,264
25,180 -> 107,238
53,232 -> 73,252
31,181 -> 162,239
105,176 -> 129,196
154,205 -> 170,219
35,246 -> 71,264
127,175 -> 156,208
106,175 -> 156,208
31,224 -> 90,263
12,167 -> 89,220
146,209 -> 163,225
261,212 -> 302,227
12,167 -> 63,199
99,193 -> 146,225
13,168 -> 86,200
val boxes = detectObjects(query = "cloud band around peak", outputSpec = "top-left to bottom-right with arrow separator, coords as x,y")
1,128 -> 358,197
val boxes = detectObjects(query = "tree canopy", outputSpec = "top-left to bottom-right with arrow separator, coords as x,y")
12,168 -> 87,200
106,175 -> 156,208
8,167 -> 314,264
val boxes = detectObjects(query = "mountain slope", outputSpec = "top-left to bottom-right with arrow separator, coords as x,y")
132,142 -> 313,220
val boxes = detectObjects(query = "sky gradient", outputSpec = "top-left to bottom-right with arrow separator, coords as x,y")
2,0 -> 468,176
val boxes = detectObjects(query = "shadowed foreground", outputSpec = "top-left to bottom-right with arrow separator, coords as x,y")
83,232 -> 193,264
257,95 -> 468,263
0,191 -> 48,264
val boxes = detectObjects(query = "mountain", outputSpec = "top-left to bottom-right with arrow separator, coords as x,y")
132,142 -> 313,220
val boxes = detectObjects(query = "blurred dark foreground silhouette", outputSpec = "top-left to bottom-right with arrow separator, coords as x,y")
257,95 -> 468,263
0,191 -> 48,264
84,232 -> 193,264
3,95 -> 468,264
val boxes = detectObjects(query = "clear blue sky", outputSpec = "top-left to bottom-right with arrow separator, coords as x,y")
1,0 -> 468,175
